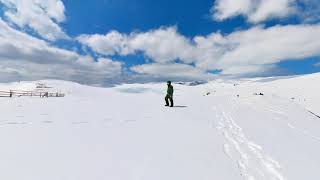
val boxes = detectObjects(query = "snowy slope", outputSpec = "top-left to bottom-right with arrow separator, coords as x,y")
0,74 -> 320,180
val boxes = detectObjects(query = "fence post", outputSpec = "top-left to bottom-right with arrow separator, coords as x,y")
10,90 -> 12,98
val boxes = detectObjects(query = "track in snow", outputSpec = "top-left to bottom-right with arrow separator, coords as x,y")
213,106 -> 286,180
288,123 -> 320,142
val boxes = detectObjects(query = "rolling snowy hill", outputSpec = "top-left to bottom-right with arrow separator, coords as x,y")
0,73 -> 320,180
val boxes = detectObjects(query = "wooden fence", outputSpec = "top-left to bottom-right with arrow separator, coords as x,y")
0,90 -> 65,98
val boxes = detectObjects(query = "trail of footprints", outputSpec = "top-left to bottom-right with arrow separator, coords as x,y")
214,107 -> 286,180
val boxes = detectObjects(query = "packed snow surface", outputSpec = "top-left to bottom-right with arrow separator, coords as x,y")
0,73 -> 320,180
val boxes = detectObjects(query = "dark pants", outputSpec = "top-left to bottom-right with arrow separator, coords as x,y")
165,94 -> 174,107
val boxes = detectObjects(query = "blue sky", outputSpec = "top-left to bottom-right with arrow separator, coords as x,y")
63,0 -> 241,36
0,0 -> 319,85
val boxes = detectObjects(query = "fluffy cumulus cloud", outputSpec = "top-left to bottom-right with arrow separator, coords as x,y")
0,18 -> 122,85
78,27 -> 195,64
0,0 -> 68,41
77,31 -> 133,56
128,28 -> 195,63
77,27 -> 205,80
211,0 -> 320,23
202,25 -> 320,75
131,63 -> 215,81
78,24 -> 320,78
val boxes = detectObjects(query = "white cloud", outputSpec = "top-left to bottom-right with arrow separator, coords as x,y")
78,27 -> 195,64
191,24 -> 320,76
131,63 -> 215,81
212,0 -> 297,23
128,27 -> 195,63
211,0 -> 252,21
210,25 -> 320,74
77,31 -> 133,56
78,24 -> 320,78
0,18 -> 122,85
0,0 -> 68,41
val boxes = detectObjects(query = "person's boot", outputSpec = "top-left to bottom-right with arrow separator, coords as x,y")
165,97 -> 170,106
170,99 -> 174,107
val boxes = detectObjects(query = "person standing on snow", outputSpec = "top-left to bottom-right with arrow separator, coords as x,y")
165,81 -> 174,107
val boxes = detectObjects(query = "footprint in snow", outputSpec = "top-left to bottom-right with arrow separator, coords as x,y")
103,117 -> 113,121
7,122 -> 28,125
42,120 -> 53,124
72,121 -> 89,124
123,119 -> 137,123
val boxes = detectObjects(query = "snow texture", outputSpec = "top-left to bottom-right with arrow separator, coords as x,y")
0,73 -> 320,180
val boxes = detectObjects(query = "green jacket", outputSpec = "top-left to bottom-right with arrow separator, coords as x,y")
167,84 -> 174,96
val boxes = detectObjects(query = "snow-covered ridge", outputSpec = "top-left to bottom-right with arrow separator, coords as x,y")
0,73 -> 319,180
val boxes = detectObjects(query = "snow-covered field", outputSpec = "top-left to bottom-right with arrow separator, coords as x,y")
0,73 -> 320,180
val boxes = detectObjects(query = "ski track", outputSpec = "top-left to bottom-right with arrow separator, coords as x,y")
288,123 -> 320,142
241,99 -> 288,118
240,98 -> 320,143
214,106 -> 286,180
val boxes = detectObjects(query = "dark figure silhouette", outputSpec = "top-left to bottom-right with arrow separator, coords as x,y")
41,92 -> 49,98
165,81 -> 174,107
